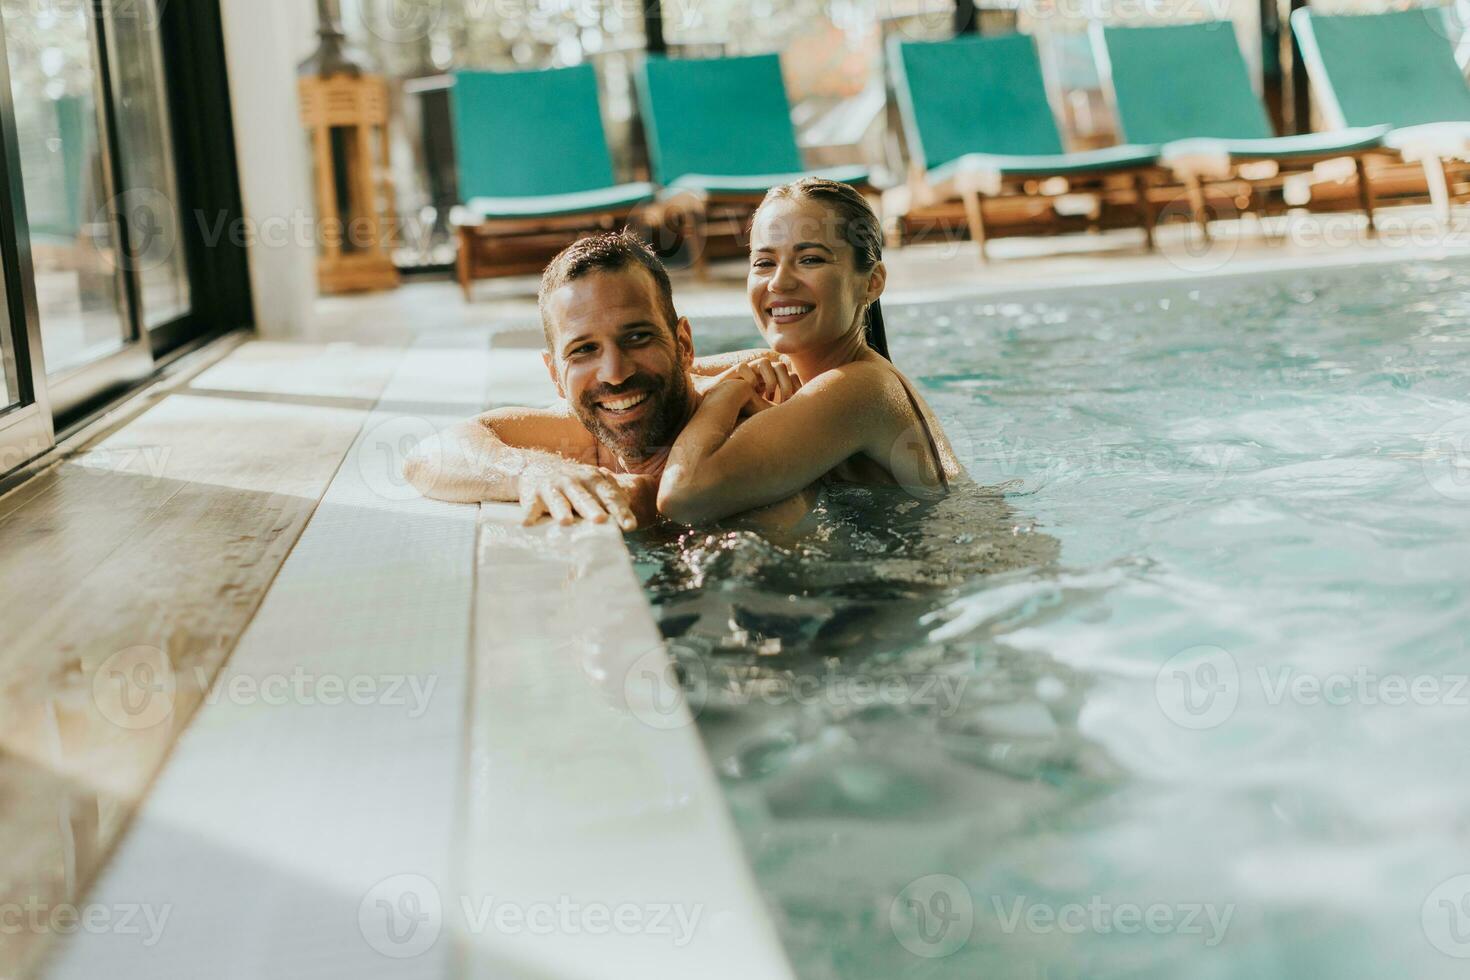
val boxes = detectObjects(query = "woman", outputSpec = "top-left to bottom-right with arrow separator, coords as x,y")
658,178 -> 963,524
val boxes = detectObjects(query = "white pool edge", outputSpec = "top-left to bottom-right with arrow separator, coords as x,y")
461,506 -> 794,979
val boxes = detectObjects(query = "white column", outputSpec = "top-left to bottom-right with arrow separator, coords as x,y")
218,0 -> 320,338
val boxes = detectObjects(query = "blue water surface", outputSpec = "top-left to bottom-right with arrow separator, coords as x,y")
631,259 -> 1470,980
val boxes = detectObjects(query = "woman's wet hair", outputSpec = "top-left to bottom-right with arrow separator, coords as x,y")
753,177 -> 890,360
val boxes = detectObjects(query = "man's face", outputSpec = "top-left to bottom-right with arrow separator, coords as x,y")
543,267 -> 694,464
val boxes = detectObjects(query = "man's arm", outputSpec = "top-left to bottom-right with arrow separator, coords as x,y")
690,348 -> 778,376
403,406 -> 651,529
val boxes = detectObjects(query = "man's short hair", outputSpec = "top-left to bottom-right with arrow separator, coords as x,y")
537,231 -> 679,350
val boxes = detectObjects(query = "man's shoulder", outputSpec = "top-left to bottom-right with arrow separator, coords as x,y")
477,400 -> 578,425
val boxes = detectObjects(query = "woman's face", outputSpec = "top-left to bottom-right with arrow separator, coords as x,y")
747,197 -> 884,356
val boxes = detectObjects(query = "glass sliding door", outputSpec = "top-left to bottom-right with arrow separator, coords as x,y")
0,0 -> 245,480
0,233 -> 54,477
2,3 -> 143,390
0,22 -> 55,476
0,267 -> 15,408
103,0 -> 190,332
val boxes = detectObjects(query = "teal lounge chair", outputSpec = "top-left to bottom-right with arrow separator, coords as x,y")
450,64 -> 655,297
1293,7 -> 1470,217
1093,21 -> 1388,231
889,33 -> 1161,260
636,53 -> 870,274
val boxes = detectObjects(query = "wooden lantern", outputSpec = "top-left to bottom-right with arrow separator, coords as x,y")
298,73 -> 400,294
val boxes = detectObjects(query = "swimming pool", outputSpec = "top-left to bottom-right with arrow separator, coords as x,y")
631,258 -> 1470,979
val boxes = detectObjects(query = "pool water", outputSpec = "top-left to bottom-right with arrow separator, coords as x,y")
629,259 -> 1470,979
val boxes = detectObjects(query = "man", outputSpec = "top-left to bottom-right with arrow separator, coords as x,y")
403,232 -> 797,529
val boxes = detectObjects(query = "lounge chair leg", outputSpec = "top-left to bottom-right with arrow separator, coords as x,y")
681,199 -> 710,281
1185,175 -> 1211,242
457,226 -> 474,302
1422,155 -> 1452,223
1133,173 -> 1155,251
1353,156 -> 1377,236
961,190 -> 988,263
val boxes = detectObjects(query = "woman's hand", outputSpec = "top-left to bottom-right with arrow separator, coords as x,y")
707,370 -> 773,420
714,355 -> 801,405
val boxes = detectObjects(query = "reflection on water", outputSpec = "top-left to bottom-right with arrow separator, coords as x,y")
631,484 -> 1130,977
641,259 -> 1470,979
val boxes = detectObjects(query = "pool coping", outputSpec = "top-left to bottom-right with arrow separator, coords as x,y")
463,507 -> 795,979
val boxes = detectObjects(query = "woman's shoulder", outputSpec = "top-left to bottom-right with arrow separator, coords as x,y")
805,357 -> 906,394
805,358 -> 923,416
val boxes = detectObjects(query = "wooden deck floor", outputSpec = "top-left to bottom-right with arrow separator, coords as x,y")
0,339 -> 408,977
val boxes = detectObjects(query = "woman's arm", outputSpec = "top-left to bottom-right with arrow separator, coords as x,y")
658,363 -> 893,524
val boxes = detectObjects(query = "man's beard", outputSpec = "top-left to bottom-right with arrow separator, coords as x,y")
574,369 -> 691,464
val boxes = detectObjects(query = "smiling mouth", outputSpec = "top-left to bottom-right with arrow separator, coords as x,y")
769,303 -> 814,323
597,391 -> 651,415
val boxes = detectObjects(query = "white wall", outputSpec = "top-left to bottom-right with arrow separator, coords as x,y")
218,0 -> 320,339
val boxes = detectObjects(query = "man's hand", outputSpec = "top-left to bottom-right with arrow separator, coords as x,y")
608,471 -> 659,529
518,461 -> 642,530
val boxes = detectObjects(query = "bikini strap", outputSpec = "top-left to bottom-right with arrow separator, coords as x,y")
893,371 -> 949,492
